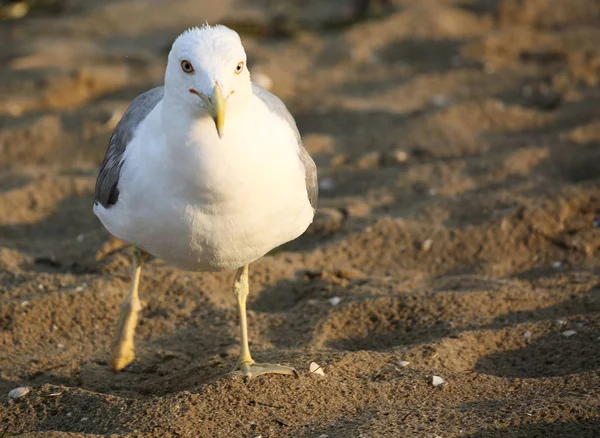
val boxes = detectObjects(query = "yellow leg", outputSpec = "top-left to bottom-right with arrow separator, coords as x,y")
110,247 -> 144,371
233,264 -> 297,380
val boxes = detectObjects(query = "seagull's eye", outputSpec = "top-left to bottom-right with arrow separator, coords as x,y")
235,61 -> 244,74
181,60 -> 194,73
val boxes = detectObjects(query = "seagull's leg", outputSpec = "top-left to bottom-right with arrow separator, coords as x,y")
110,247 -> 145,371
233,264 -> 297,380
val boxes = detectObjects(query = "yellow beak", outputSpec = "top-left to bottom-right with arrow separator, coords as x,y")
210,84 -> 226,138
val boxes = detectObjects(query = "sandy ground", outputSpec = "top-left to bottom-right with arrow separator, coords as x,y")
1,0 -> 600,436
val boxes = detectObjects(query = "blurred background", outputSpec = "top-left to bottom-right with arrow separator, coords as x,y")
1,1 -> 600,437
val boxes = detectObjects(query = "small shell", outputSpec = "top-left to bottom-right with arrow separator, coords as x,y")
562,330 -> 576,337
309,362 -> 325,376
421,239 -> 433,252
319,178 -> 335,191
8,387 -> 31,399
396,360 -> 410,367
328,297 -> 341,306
432,375 -> 445,387
394,149 -> 409,163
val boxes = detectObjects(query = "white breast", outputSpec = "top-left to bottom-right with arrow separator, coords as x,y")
94,97 -> 314,272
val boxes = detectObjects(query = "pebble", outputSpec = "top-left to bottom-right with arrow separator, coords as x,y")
551,261 -> 562,268
432,375 -> 445,387
430,94 -> 449,107
309,362 -> 325,376
523,331 -> 532,341
8,387 -> 31,399
393,149 -> 409,163
396,360 -> 410,367
328,296 -> 341,306
562,330 -> 576,337
421,239 -> 434,252
319,178 -> 335,191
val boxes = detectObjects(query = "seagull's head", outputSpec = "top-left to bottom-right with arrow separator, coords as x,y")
165,25 -> 251,138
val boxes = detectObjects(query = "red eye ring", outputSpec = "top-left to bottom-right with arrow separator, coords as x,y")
181,60 -> 194,73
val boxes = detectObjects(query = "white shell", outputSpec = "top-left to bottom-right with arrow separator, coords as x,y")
319,178 -> 335,191
309,362 -> 325,376
8,387 -> 31,399
432,375 -> 445,387
328,296 -> 341,306
562,330 -> 576,337
396,360 -> 410,367
421,239 -> 433,252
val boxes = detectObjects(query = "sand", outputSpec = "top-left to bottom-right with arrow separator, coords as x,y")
1,0 -> 600,436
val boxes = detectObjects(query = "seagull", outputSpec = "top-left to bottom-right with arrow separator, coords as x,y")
93,25 -> 317,380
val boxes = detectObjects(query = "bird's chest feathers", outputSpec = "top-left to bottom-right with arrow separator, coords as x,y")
165,109 -> 303,212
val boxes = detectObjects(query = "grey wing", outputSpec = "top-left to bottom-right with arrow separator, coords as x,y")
94,86 -> 164,208
252,83 -> 318,209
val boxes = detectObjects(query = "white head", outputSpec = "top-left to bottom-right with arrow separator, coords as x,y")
164,25 -> 252,138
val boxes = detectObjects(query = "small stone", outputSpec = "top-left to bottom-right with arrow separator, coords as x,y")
396,360 -> 410,367
81,417 -> 88,422
8,387 -> 31,399
77,234 -> 84,243
319,178 -> 335,191
393,149 -> 409,163
421,239 -> 433,252
328,296 -> 341,306
523,331 -> 532,341
318,435 -> 329,438
432,375 -> 445,387
551,261 -> 562,268
21,300 -> 29,306
309,362 -> 325,376
556,319 -> 565,325
562,330 -> 576,337
430,94 -> 449,107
